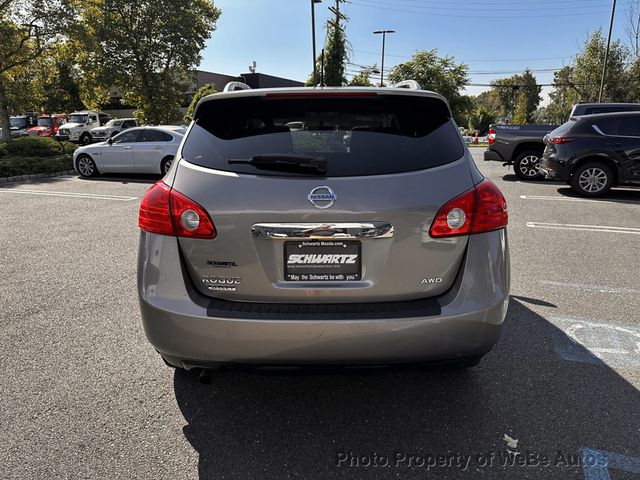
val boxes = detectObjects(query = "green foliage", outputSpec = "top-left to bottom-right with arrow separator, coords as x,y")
0,141 -> 7,157
323,17 -> 348,86
467,107 -> 497,134
5,137 -> 66,157
76,0 -> 221,124
184,83 -> 217,123
348,66 -> 377,87
388,50 -> 470,123
547,30 -> 629,122
0,155 -> 73,177
491,69 -> 541,122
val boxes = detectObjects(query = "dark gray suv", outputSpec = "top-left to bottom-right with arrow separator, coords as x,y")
137,86 -> 510,374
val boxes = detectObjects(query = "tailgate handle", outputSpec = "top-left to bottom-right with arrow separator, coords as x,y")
251,222 -> 394,239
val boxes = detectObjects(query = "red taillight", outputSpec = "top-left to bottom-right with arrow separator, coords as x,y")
488,128 -> 496,145
429,180 -> 508,238
138,180 -> 217,239
548,137 -> 574,144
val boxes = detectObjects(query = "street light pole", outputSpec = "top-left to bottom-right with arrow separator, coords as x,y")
311,0 -> 322,87
373,30 -> 395,87
598,0 -> 617,103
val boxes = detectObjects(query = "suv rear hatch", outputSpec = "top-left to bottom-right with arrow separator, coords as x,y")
170,90 -> 475,303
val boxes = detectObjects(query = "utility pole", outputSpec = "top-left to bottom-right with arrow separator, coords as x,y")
599,0 -> 617,102
373,30 -> 395,87
311,0 -> 321,87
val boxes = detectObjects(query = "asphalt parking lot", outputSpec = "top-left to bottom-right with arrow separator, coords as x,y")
1,149 -> 639,479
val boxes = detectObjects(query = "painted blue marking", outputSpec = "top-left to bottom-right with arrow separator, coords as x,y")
582,448 -> 640,479
548,316 -> 640,371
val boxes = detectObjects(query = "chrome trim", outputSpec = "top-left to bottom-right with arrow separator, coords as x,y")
251,222 -> 395,240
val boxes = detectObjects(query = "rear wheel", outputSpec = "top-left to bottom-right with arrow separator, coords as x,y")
161,156 -> 174,175
571,162 -> 613,197
514,151 -> 543,180
76,154 -> 98,178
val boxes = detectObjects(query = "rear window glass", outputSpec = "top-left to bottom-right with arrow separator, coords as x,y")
183,95 -> 463,177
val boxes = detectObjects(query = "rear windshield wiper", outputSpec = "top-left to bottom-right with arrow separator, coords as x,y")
228,154 -> 328,175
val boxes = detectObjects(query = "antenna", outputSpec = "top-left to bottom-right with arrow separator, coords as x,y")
249,61 -> 257,73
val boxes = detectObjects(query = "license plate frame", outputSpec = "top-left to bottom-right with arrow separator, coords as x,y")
284,240 -> 361,282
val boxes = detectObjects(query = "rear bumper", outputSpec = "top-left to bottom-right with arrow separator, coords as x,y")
540,156 -> 569,180
137,230 -> 510,367
483,149 -> 504,162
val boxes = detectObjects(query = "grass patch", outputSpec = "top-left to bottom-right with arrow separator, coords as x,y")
0,154 -> 73,177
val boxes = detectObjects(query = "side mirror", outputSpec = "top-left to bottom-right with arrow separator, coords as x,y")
108,138 -> 113,145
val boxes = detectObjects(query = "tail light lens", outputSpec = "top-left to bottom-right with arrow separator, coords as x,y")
430,180 -> 508,238
548,137 -> 574,144
488,128 -> 496,145
139,180 -> 217,239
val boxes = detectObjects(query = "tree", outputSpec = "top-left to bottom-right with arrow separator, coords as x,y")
0,0 -> 68,141
348,66 -> 377,87
76,0 -> 221,124
323,15 -> 348,86
491,69 -> 541,122
626,0 -> 640,59
184,82 -> 217,123
387,50 -> 470,123
467,106 -> 496,135
547,30 -> 629,121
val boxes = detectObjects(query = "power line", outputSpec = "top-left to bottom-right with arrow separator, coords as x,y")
347,1 -> 621,19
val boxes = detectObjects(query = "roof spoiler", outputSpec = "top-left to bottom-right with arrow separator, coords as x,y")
223,81 -> 252,92
392,80 -> 421,90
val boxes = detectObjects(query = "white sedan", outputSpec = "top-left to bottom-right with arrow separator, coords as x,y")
73,126 -> 187,177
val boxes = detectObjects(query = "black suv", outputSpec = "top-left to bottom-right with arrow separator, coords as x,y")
540,112 -> 640,196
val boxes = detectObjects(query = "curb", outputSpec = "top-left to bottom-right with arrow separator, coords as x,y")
0,170 -> 76,183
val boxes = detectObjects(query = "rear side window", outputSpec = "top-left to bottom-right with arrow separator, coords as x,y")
593,115 -> 640,136
183,95 -> 463,177
142,129 -> 173,142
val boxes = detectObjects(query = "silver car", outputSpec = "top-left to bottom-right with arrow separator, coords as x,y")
74,126 -> 186,177
137,86 -> 510,375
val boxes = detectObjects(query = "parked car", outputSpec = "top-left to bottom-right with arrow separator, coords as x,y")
91,118 -> 139,142
484,124 -> 559,180
27,114 -> 68,137
569,102 -> 640,117
137,84 -> 510,376
73,125 -> 186,177
540,111 -> 640,197
56,110 -> 106,145
3,113 -> 39,138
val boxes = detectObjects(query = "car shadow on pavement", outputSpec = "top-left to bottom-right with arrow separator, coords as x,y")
173,298 -> 640,480
501,173 -> 560,184
556,186 -> 640,203
78,173 -> 160,184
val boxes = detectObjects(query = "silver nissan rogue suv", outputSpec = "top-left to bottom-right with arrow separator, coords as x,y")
137,84 -> 510,372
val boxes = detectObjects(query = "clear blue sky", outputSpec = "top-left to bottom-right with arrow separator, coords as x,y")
200,0 -> 632,101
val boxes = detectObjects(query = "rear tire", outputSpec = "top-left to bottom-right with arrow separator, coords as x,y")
514,150 -> 544,180
76,154 -> 98,178
161,156 -> 174,175
571,162 -> 613,197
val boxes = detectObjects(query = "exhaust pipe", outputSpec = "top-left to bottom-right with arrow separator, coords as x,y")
198,368 -> 212,385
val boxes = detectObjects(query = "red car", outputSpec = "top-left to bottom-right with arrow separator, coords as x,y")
27,115 -> 68,137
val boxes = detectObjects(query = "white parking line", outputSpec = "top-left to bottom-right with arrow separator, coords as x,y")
0,188 -> 137,201
526,222 -> 640,235
520,194 -> 640,204
540,280 -> 640,295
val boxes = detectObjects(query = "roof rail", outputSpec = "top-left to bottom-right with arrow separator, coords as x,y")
223,81 -> 252,92
392,80 -> 421,90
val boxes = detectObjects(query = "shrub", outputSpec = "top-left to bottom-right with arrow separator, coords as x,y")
61,141 -> 77,154
0,141 -> 6,158
5,137 -> 65,157
0,155 -> 73,177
